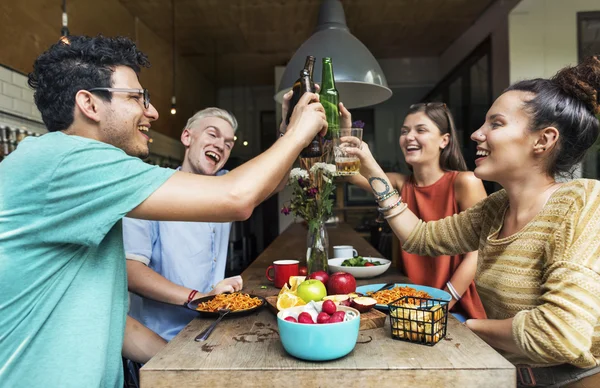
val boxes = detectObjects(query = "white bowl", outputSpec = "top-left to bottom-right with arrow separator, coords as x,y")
328,257 -> 391,279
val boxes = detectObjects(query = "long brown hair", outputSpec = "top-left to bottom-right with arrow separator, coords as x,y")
406,102 -> 467,171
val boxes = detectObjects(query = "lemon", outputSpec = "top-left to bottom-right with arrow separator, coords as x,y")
288,276 -> 306,292
276,292 -> 306,310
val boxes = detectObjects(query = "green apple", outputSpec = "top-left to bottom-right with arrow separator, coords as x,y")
296,279 -> 327,303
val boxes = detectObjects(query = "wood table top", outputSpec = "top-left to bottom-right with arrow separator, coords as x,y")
141,222 -> 515,388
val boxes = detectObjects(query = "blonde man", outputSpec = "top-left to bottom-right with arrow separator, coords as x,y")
123,107 -> 242,341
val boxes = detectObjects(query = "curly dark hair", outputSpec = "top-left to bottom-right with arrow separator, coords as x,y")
28,35 -> 150,132
506,56 -> 600,178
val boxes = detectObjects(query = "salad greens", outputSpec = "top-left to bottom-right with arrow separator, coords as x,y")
341,256 -> 382,267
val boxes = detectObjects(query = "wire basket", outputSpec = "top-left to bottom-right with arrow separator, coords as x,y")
388,296 -> 449,346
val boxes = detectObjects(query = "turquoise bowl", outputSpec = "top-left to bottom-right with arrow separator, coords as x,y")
277,304 -> 360,361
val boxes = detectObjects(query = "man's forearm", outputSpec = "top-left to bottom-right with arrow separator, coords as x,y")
127,260 -> 193,306
224,131 -> 306,210
122,316 -> 166,364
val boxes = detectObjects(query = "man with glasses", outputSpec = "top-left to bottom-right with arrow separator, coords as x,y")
0,35 -> 326,387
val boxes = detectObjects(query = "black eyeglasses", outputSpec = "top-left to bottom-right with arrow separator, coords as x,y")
87,88 -> 150,109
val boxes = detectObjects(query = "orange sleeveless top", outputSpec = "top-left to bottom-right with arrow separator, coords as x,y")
399,171 -> 486,320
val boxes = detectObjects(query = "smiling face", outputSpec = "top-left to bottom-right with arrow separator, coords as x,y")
399,112 -> 449,168
98,66 -> 158,158
181,116 -> 235,176
470,90 -> 541,183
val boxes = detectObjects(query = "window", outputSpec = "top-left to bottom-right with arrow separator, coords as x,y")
578,12 -> 600,180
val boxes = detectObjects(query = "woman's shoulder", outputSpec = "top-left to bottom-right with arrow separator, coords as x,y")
556,179 -> 600,208
387,172 -> 408,191
453,171 -> 483,189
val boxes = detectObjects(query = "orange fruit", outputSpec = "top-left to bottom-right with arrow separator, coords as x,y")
276,292 -> 306,310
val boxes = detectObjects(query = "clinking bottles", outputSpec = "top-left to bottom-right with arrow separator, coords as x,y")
286,55 -> 322,158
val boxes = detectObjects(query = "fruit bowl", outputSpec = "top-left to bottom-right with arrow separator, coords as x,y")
277,303 -> 360,361
328,257 -> 391,279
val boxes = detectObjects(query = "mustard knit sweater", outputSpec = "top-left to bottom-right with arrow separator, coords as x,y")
403,179 -> 600,367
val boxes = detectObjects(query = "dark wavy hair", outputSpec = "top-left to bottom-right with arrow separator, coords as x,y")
505,56 -> 600,178
27,35 -> 150,132
405,102 -> 467,171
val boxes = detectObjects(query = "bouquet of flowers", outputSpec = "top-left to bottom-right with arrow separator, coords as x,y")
281,162 -> 336,274
281,163 -> 336,231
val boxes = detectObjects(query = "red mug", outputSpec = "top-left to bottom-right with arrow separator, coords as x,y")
266,260 -> 299,288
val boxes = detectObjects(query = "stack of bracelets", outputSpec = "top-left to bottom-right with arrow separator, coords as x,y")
371,177 -> 409,222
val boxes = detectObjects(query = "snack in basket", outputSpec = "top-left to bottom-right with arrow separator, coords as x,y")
389,300 -> 446,344
195,292 -> 263,313
367,286 -> 432,305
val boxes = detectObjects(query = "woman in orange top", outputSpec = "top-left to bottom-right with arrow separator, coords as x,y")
345,102 -> 487,320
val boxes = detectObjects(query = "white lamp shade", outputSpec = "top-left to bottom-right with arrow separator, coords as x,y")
275,0 -> 392,109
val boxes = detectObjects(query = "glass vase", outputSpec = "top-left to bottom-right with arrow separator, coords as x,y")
306,220 -> 329,275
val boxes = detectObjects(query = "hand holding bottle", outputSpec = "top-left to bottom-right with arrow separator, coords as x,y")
286,92 -> 328,148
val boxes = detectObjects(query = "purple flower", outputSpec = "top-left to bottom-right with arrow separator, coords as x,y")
298,177 -> 307,187
281,206 -> 291,215
307,187 -> 318,198
352,120 -> 365,129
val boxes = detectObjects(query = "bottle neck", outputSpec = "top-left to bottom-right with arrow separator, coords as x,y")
321,60 -> 336,90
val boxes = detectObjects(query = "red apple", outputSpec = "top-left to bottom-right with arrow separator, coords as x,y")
284,316 -> 297,323
327,272 -> 357,295
308,270 -> 329,286
298,266 -> 308,276
350,297 -> 377,313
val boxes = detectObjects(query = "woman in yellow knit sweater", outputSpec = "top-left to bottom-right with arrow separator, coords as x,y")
346,56 -> 600,387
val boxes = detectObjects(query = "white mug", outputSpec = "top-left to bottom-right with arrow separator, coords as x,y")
333,245 -> 358,258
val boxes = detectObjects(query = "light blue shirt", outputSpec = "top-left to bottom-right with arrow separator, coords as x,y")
0,132 -> 175,387
123,170 -> 231,341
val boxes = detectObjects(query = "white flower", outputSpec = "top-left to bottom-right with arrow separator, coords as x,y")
289,168 -> 309,183
309,163 -> 336,176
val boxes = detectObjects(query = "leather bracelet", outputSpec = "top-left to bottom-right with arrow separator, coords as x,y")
186,289 -> 199,304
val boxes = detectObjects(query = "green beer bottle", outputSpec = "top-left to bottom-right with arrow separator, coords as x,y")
319,57 -> 339,140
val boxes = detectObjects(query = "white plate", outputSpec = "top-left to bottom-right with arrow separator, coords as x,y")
328,257 -> 391,279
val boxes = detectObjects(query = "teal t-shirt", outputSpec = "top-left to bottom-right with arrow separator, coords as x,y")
0,132 -> 176,387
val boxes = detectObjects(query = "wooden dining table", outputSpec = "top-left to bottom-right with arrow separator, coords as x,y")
141,222 -> 516,387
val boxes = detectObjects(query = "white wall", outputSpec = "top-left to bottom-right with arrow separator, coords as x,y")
509,0 -> 599,83
509,0 -> 600,179
0,66 -> 46,134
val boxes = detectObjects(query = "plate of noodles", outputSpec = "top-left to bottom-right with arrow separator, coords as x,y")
355,283 -> 451,310
187,292 -> 266,318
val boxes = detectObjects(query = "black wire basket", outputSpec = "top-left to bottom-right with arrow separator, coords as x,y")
388,296 -> 449,346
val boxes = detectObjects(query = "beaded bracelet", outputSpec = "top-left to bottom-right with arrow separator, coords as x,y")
377,196 -> 403,213
375,189 -> 399,203
384,202 -> 408,220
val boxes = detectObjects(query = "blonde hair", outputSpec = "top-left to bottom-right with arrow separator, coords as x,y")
184,107 -> 238,133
